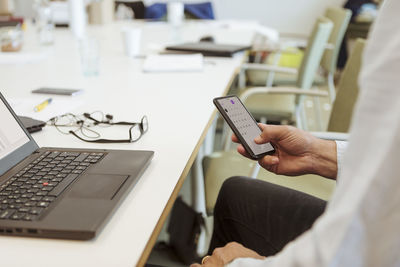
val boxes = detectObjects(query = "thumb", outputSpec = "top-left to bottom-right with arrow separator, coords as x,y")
255,124 -> 283,144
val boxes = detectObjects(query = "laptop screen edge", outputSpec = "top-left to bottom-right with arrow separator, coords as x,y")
0,92 -> 39,176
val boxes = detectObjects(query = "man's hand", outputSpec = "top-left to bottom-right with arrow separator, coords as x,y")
190,242 -> 265,267
233,124 -> 338,179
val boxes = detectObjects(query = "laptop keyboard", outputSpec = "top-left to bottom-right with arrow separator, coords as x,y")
0,151 -> 105,221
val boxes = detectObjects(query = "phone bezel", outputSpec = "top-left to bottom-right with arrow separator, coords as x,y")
213,95 -> 275,159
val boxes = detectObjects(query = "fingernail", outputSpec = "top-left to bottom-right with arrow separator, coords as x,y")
254,136 -> 261,143
271,158 -> 279,164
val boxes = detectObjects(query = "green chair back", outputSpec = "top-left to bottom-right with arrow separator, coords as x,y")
296,17 -> 333,93
321,7 -> 352,75
327,39 -> 366,132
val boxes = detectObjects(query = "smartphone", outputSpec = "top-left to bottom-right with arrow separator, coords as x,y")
32,87 -> 83,96
213,95 -> 275,159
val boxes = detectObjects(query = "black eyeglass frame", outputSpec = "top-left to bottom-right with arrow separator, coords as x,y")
68,115 -> 148,143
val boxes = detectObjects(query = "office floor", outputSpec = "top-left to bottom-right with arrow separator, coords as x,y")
146,85 -> 332,266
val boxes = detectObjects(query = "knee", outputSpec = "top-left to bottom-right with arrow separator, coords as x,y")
220,176 -> 248,196
214,176 -> 248,212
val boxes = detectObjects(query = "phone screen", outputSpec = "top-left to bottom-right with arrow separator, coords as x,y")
214,96 -> 274,158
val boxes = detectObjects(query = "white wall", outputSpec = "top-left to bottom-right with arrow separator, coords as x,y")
144,0 -> 346,35
213,0 -> 346,35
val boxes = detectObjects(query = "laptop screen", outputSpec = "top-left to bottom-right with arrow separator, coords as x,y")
0,100 -> 30,160
0,93 -> 38,176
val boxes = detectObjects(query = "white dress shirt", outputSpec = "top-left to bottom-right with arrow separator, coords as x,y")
228,0 -> 400,266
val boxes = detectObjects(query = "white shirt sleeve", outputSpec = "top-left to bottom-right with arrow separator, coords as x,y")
228,0 -> 400,266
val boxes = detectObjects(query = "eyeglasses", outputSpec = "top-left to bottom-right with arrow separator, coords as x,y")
48,112 -> 148,143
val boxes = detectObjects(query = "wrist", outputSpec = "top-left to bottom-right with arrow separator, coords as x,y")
309,138 -> 338,179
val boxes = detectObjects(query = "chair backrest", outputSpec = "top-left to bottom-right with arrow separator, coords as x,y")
296,17 -> 333,91
327,39 -> 366,132
321,7 -> 352,75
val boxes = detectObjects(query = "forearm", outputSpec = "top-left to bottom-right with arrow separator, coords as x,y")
309,139 -> 338,179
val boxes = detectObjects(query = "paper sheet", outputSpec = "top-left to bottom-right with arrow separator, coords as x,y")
8,97 -> 85,122
142,53 -> 204,72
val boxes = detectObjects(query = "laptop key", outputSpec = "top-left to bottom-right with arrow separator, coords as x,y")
30,207 -> 43,215
74,152 -> 89,162
41,186 -> 54,192
11,213 -> 25,220
15,198 -> 28,204
37,201 -> 49,208
23,214 -> 37,221
30,196 -> 42,202
24,201 -> 37,207
8,204 -> 21,210
43,196 -> 56,202
18,207 -> 30,213
27,188 -> 39,193
48,151 -> 60,158
48,174 -> 79,197
0,209 -> 16,219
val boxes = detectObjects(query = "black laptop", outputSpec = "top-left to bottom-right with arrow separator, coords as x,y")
165,42 -> 251,57
0,93 -> 153,240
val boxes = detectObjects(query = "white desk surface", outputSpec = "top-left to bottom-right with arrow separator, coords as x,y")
0,20 -> 257,266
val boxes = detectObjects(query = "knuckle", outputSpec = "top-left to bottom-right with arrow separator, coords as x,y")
284,125 -> 296,133
227,241 -> 239,249
212,248 -> 222,256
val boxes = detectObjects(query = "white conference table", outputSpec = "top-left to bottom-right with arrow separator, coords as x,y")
0,20 -> 262,266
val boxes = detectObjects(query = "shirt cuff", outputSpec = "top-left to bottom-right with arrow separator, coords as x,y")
335,140 -> 348,180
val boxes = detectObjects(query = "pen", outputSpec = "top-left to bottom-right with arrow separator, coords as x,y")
34,98 -> 52,112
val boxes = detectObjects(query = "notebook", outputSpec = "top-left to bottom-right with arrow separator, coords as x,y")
165,42 -> 251,57
143,54 -> 203,72
0,92 -> 154,240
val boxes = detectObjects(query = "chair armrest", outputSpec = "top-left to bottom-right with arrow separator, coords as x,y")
251,44 -> 302,54
278,41 -> 334,50
252,41 -> 334,52
279,32 -> 309,39
241,63 -> 298,74
310,131 -> 349,141
240,86 -> 329,102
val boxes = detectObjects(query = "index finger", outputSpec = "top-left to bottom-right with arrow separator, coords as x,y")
231,133 -> 239,143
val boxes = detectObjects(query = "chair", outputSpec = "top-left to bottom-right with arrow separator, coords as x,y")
144,2 -> 215,20
245,7 -> 351,102
203,39 -> 365,215
239,17 -> 333,131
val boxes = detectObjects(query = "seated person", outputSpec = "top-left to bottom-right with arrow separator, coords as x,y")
192,0 -> 400,265
208,124 -> 339,258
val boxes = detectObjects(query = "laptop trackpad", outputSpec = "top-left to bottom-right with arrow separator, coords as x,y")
68,174 -> 129,200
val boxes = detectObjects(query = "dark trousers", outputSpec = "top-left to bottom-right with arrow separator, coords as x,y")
208,176 -> 327,257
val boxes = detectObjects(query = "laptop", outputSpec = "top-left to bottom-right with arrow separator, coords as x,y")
165,42 -> 251,57
0,93 -> 154,240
